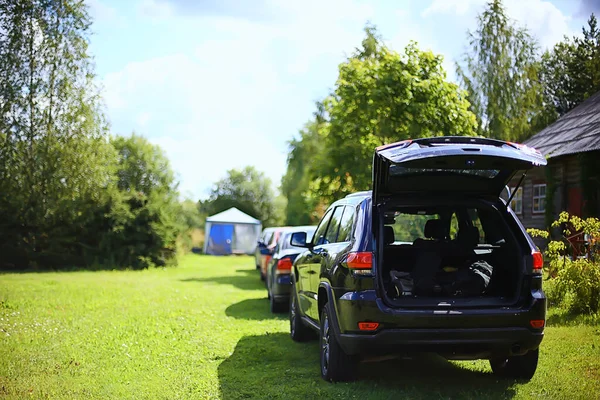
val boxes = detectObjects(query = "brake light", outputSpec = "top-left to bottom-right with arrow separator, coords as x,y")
358,322 -> 379,331
276,258 -> 293,272
346,252 -> 372,270
532,250 -> 543,275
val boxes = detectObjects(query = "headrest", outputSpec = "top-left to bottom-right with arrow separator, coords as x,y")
457,226 -> 480,248
384,226 -> 395,245
424,219 -> 447,240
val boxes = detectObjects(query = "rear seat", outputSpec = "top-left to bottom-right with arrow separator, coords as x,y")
383,226 -> 416,273
413,219 -> 449,250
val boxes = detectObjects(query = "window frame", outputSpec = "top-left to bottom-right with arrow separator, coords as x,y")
532,183 -> 546,214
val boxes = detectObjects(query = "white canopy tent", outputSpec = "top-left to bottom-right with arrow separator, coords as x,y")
203,207 -> 262,255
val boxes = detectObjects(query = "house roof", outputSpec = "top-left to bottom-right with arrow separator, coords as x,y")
206,207 -> 261,225
525,90 -> 600,159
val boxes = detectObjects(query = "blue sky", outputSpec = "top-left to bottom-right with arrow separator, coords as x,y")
87,0 -> 594,200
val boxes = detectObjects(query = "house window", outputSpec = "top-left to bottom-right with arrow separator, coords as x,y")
533,184 -> 546,214
510,187 -> 523,214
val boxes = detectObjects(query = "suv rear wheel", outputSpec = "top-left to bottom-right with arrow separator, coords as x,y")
320,304 -> 358,382
489,348 -> 539,380
290,288 -> 313,342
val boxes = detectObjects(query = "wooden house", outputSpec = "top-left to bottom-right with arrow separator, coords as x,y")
509,91 -> 600,231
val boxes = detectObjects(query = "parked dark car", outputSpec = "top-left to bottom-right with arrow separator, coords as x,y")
255,227 -> 287,279
266,226 -> 317,313
255,228 -> 276,269
289,136 -> 547,382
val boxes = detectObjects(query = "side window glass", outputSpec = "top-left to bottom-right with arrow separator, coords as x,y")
313,209 -> 333,246
337,206 -> 355,242
325,207 -> 345,244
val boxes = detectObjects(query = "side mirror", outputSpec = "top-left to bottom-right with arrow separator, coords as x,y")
290,231 -> 309,248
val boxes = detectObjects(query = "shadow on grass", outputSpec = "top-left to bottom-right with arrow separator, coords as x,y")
219,333 -> 518,400
235,268 -> 259,276
225,298 -> 287,321
0,263 -> 147,274
180,274 -> 266,291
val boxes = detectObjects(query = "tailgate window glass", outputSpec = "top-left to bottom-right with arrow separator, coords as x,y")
390,165 -> 500,178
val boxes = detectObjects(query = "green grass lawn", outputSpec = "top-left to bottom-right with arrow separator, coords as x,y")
1,255 -> 599,399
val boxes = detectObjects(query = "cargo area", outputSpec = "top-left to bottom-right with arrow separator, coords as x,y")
379,199 -> 524,307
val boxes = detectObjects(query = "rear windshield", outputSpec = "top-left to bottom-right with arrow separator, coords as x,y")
389,165 -> 500,179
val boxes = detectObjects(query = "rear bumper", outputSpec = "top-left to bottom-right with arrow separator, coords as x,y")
338,327 -> 543,359
271,274 -> 292,300
325,287 -> 546,359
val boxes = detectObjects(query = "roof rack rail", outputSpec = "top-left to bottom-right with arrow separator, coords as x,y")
345,190 -> 372,198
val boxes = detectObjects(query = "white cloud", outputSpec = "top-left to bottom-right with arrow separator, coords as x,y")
137,0 -> 174,18
102,42 -> 285,198
136,112 -> 151,128
99,0 -> 579,200
102,0 -> 375,199
88,0 -> 126,27
503,0 -> 573,50
422,0 -> 574,50
422,0 -> 485,17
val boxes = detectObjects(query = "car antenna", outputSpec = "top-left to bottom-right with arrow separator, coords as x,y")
506,172 -> 527,210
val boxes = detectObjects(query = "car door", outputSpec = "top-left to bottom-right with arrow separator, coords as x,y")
306,206 -> 345,319
295,209 -> 333,319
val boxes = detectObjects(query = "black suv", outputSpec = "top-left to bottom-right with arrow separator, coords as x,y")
289,137 -> 547,382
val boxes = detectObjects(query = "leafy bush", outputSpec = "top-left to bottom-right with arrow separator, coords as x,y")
528,212 -> 600,314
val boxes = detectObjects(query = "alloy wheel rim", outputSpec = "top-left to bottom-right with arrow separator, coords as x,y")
322,314 -> 330,374
290,296 -> 296,334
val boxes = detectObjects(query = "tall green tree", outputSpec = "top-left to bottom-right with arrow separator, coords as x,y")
206,166 -> 283,227
101,134 -> 184,269
312,27 -> 477,203
457,0 -> 543,141
0,0 -> 115,267
540,14 -> 600,120
281,119 -> 324,225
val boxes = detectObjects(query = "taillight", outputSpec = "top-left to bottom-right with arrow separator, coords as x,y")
276,258 -> 293,272
346,252 -> 372,270
532,250 -> 543,275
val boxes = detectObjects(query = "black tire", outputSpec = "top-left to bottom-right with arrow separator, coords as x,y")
320,305 -> 358,382
490,348 -> 539,380
290,289 -> 313,342
270,293 -> 286,314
